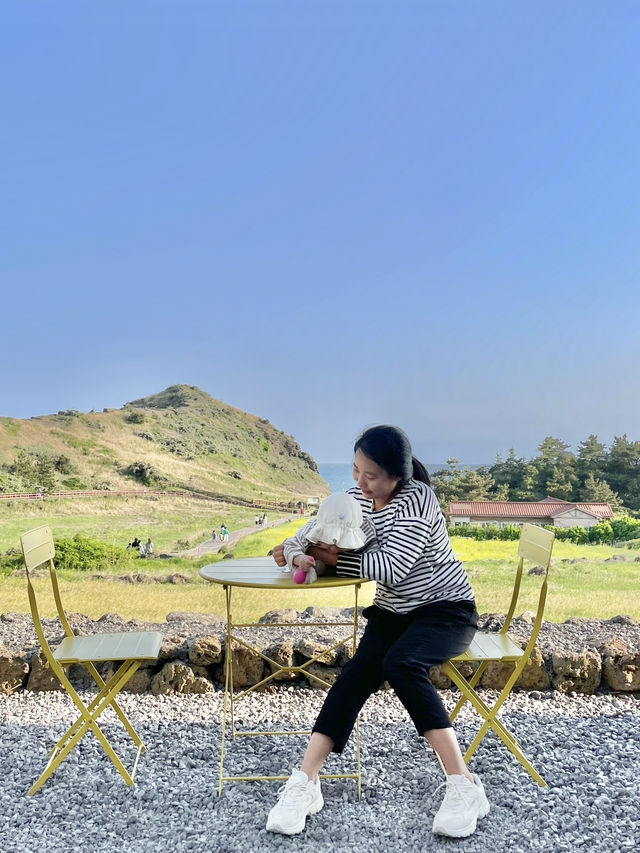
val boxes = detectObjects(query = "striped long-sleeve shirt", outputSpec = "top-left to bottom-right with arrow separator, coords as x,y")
336,480 -> 475,614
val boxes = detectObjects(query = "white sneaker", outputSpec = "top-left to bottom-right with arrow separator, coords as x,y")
266,769 -> 324,835
432,773 -> 490,838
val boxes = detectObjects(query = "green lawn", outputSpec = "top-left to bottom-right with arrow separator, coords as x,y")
0,494 -> 292,553
2,520 -> 638,623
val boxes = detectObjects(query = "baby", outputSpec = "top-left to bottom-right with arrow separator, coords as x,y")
282,492 -> 376,584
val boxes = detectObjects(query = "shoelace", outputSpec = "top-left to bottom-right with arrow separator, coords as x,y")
433,777 -> 473,807
276,779 -> 308,806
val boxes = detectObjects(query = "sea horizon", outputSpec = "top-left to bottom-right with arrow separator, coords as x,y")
317,461 -> 484,493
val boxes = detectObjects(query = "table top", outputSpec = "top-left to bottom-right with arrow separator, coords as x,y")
199,556 -> 369,589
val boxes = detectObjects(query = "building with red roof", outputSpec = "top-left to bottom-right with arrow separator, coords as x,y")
448,496 -> 613,530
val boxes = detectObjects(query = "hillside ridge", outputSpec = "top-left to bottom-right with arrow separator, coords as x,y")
0,385 -> 328,502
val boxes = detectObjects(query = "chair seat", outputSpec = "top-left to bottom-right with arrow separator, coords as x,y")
54,631 -> 163,664
451,631 -> 523,663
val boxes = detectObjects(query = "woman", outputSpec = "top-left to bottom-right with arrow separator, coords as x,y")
267,425 -> 489,839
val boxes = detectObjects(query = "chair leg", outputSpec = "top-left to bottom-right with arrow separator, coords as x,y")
443,661 -> 547,787
28,661 -> 144,795
85,661 -> 144,747
449,660 -> 489,722
48,662 -> 143,757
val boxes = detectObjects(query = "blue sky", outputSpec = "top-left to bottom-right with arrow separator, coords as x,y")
2,1 -> 639,464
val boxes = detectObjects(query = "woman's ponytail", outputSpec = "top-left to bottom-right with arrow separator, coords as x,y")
411,456 -> 431,486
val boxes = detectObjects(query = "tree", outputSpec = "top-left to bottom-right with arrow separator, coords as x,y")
35,456 -> 57,491
576,434 -> 607,481
534,436 -> 576,499
488,448 -> 530,499
511,463 -> 538,501
430,460 -> 463,511
430,461 -> 494,512
580,472 -> 622,512
604,435 -> 640,510
545,464 -> 577,501
454,467 -> 495,501
10,450 -> 38,489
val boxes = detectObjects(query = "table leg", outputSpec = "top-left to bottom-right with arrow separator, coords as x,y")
354,583 -> 361,800
226,586 -> 236,739
219,584 -> 234,796
217,580 -> 365,797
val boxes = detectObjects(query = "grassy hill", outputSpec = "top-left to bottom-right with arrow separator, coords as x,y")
0,384 -> 329,503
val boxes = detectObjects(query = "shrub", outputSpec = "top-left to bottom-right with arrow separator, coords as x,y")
125,412 -> 145,424
545,525 -> 589,544
54,454 -> 75,474
0,551 -> 23,576
62,478 -> 87,490
588,521 -> 614,544
497,525 -> 522,540
623,538 -> 640,550
610,516 -> 640,541
53,534 -> 131,572
124,461 -> 163,486
448,523 -> 509,540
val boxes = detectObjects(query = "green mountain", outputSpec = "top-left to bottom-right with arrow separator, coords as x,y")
0,385 -> 329,502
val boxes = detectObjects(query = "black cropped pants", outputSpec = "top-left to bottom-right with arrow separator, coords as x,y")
312,599 -> 478,753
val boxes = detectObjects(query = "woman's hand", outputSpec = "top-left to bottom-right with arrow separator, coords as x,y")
272,542 -> 286,567
308,543 -> 340,566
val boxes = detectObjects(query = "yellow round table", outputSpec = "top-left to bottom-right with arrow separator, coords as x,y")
199,556 -> 369,796
199,554 -> 368,589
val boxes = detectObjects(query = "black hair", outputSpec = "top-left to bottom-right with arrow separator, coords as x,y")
353,425 -> 430,486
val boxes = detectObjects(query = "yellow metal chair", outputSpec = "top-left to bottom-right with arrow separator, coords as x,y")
20,525 -> 162,795
443,522 -> 555,786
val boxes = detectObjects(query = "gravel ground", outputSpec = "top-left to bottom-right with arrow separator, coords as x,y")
1,687 -> 639,853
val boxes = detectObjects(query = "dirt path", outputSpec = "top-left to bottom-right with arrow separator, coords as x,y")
180,517 -> 293,557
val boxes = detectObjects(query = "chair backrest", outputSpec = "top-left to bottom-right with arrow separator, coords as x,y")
21,524 -> 55,573
502,523 -> 555,637
20,525 -> 74,670
518,523 -> 555,568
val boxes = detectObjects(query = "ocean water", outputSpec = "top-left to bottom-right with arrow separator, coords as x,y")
317,463 -> 353,493
318,461 -> 448,493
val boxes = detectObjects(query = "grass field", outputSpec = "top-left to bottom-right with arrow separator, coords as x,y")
0,494 -> 292,553
2,512 -> 639,622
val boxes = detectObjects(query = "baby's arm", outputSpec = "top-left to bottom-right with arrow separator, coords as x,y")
282,520 -> 317,570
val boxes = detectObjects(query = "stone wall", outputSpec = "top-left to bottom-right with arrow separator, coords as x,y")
1,608 -> 639,697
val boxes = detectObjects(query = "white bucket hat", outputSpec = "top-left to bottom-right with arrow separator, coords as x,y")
306,493 -> 366,549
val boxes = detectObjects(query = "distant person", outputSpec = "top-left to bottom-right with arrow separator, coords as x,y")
262,513 -> 268,526
130,537 -> 141,551
211,529 -> 217,541
255,515 -> 260,526
145,538 -> 153,556
138,542 -> 146,558
220,524 -> 229,543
